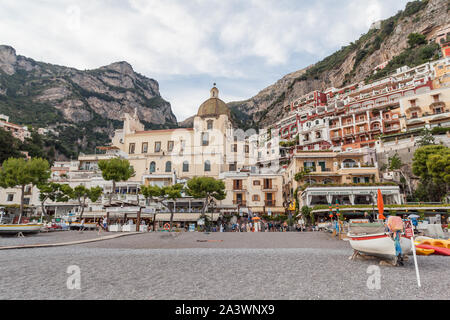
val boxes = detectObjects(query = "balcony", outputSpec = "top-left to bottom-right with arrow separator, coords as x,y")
264,200 -> 276,207
262,185 -> 278,192
342,121 -> 354,128
340,162 -> 378,169
233,200 -> 247,206
384,125 -> 401,133
384,117 -> 400,124
331,135 -> 342,141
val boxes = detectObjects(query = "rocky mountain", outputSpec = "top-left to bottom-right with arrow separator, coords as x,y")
228,0 -> 449,129
0,46 -> 177,159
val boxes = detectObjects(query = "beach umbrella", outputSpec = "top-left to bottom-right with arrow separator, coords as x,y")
377,189 -> 386,220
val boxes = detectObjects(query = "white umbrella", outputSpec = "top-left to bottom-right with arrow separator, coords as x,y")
408,214 -> 420,218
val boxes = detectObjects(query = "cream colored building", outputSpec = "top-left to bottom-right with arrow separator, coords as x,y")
111,86 -> 255,187
284,149 -> 380,207
220,169 -> 285,215
399,87 -> 450,131
432,57 -> 450,89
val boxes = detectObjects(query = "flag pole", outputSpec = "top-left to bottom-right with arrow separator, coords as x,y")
408,219 -> 421,288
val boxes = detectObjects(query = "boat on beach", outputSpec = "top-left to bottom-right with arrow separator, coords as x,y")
0,207 -> 42,235
348,219 -> 412,261
0,223 -> 43,235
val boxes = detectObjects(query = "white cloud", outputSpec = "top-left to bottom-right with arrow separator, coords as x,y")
0,0 -> 410,121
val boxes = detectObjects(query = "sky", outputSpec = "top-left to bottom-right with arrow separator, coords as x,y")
0,0 -> 411,122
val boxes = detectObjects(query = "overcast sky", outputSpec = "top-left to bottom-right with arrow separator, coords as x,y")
0,0 -> 410,121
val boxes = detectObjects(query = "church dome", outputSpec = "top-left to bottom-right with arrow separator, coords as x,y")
197,86 -> 231,118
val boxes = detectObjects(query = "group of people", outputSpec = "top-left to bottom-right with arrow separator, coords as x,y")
208,220 -> 316,233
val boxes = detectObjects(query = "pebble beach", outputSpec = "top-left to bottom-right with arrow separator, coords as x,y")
0,231 -> 448,300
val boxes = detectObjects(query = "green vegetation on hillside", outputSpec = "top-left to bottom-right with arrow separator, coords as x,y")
287,0 -> 430,90
365,41 -> 440,83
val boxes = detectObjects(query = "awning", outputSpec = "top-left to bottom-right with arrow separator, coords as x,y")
154,213 -> 220,222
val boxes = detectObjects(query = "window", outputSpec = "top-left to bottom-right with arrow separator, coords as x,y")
183,161 -> 189,172
434,107 -> 443,114
155,142 -> 161,152
165,161 -> 172,173
411,112 -> 418,119
207,120 -> 213,130
167,141 -> 174,152
263,179 -> 272,189
245,145 -> 249,153
202,132 -> 209,146
7,194 -> 14,202
233,180 -> 243,190
252,195 -> 260,201
180,140 -> 185,151
204,160 -> 211,172
129,143 -> 135,154
142,142 -> 148,153
229,162 -> 236,171
232,144 -> 237,152
253,180 -> 261,186
149,161 -> 156,173
24,198 -> 30,205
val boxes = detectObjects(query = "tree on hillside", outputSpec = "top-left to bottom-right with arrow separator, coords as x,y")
185,177 -> 226,230
416,128 -> 435,147
98,158 -> 135,205
37,182 -> 71,220
388,153 -> 413,196
0,129 -> 24,163
407,33 -> 427,48
0,158 -> 50,223
412,145 -> 450,202
66,185 -> 103,220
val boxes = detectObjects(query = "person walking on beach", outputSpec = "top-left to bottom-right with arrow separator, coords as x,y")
102,216 -> 108,232
97,221 -> 102,235
79,218 -> 85,233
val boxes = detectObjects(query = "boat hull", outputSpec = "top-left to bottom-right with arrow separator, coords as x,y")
0,224 -> 42,234
348,233 -> 412,260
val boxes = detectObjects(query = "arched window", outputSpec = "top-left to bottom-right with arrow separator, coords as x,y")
204,160 -> 211,172
207,120 -> 213,130
165,161 -> 172,173
149,161 -> 156,173
183,161 -> 189,172
343,159 -> 357,168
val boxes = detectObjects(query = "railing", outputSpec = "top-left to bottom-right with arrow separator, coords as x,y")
233,200 -> 247,206
384,126 -> 400,132
265,200 -> 276,207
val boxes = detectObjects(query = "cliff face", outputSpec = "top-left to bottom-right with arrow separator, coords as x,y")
0,46 -> 177,158
228,0 -> 450,129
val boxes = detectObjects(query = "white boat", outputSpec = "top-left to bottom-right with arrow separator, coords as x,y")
0,223 -> 43,235
348,220 -> 412,261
